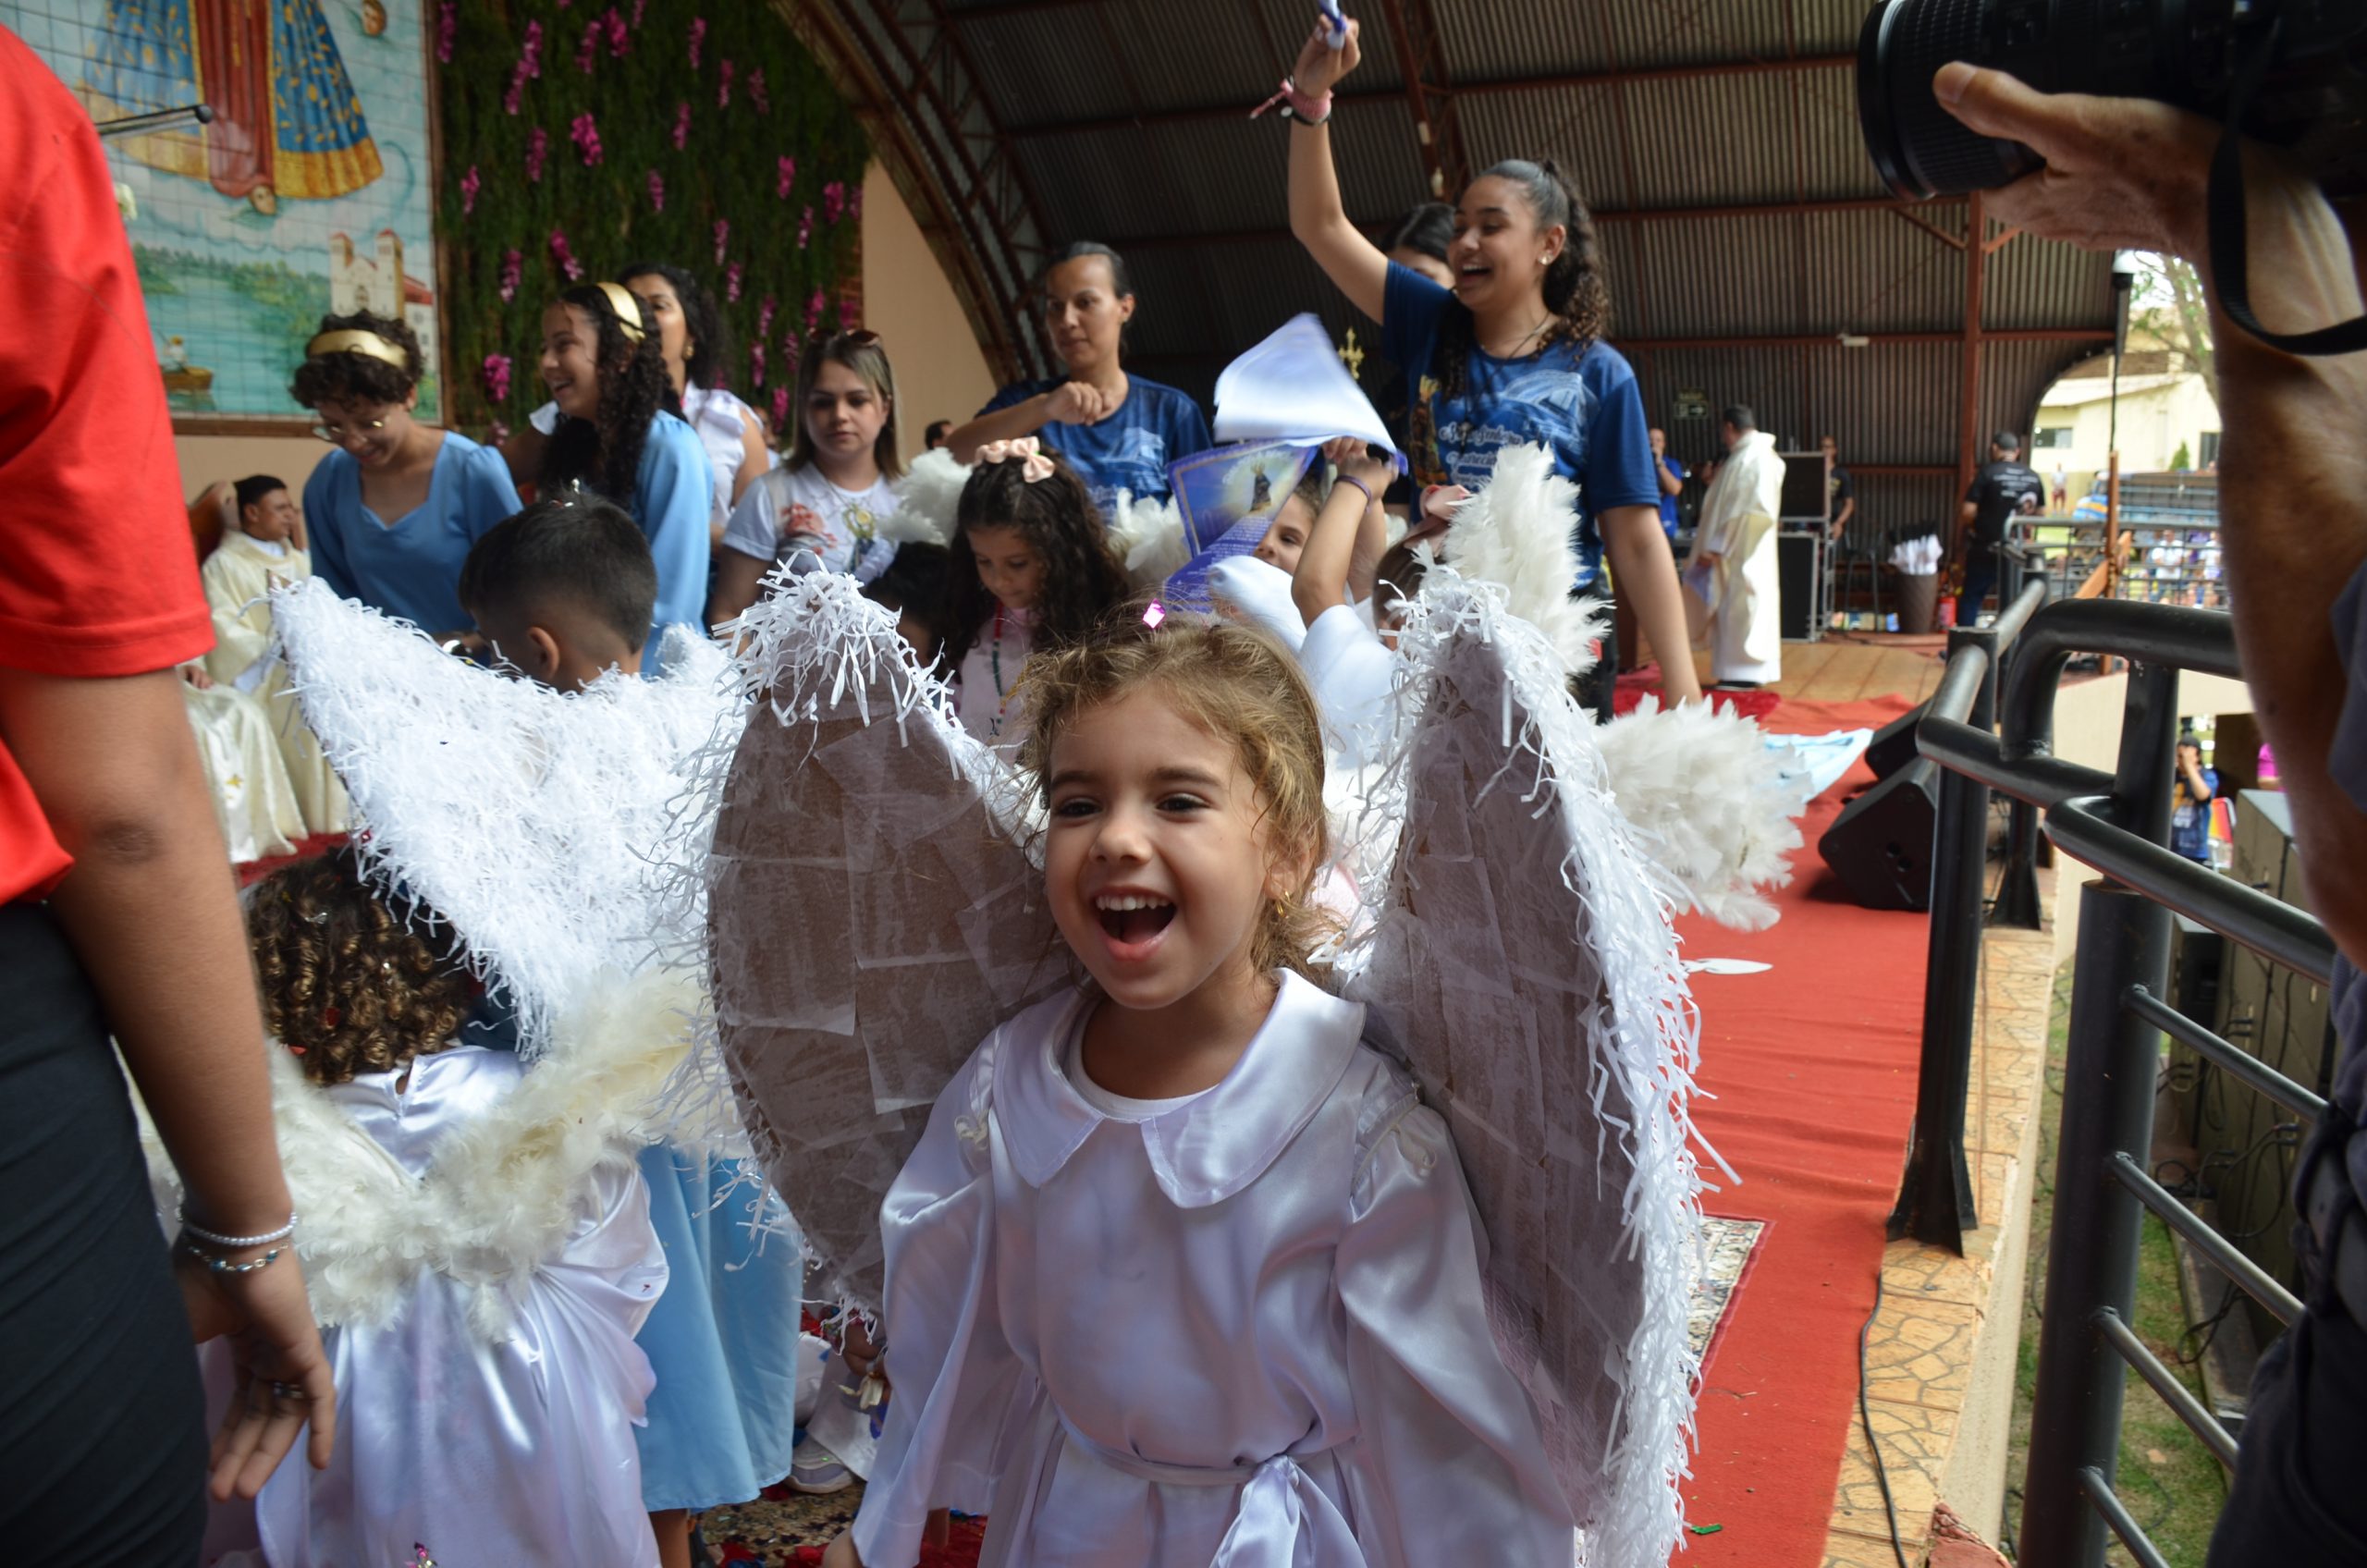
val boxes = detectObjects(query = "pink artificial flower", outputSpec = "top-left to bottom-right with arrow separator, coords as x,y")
436,0 -> 457,65
646,169 -> 665,212
848,183 -> 865,222
550,228 -> 583,281
525,127 -> 549,183
522,19 -> 544,77
776,155 -> 795,200
482,354 -> 512,404
672,102 -> 691,151
688,17 -> 705,68
604,6 -> 629,56
713,218 -> 730,265
756,295 -> 778,337
632,0 -> 647,25
497,249 -> 523,303
570,112 -> 604,166
574,21 -> 598,74
796,206 -> 813,250
749,67 -> 768,115
804,288 -> 826,336
750,340 -> 766,389
771,386 -> 791,432
822,180 -> 845,225
503,66 -> 525,115
726,262 -> 743,302
718,59 -> 734,109
459,165 -> 481,216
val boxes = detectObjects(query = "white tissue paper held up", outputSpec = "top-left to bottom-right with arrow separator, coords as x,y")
1211,313 -> 1400,458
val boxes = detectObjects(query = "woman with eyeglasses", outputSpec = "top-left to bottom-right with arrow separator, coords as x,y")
942,241 -> 1211,518
291,311 -> 522,636
706,329 -> 904,630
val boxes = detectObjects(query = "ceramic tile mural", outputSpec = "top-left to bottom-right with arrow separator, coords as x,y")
6,0 -> 442,422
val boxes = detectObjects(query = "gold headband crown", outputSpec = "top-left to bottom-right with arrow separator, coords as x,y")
305,328 -> 411,371
595,281 -> 647,343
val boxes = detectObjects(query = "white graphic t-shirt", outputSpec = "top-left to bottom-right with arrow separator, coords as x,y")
720,463 -> 900,576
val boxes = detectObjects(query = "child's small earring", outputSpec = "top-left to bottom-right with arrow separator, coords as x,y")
1272,896 -> 1287,921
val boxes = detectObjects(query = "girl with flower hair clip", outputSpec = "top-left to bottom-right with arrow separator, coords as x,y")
937,438 -> 1130,746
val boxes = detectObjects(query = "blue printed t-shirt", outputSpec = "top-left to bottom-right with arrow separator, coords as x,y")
1658,455 -> 1686,536
1380,262 -> 1659,594
978,374 -> 1213,517
304,431 -> 521,634
2170,766 -> 2217,862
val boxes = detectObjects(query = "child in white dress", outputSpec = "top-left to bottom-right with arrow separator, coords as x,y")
824,620 -> 1574,1567
203,849 -> 668,1567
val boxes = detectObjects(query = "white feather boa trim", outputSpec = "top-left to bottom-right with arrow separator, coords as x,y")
138,969 -> 700,1339
1437,443 -> 1599,676
882,447 -> 970,547
1598,697 -> 1803,930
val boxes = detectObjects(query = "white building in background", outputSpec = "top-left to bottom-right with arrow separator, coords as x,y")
327,228 -> 441,385
2031,348 -> 2220,504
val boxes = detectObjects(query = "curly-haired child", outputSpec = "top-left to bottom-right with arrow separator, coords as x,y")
202,848 -> 669,1568
938,438 -> 1130,746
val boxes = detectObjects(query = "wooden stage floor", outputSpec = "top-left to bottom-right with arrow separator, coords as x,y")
1674,634 -> 1949,708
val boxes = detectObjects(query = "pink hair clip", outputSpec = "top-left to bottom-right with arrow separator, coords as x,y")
1142,601 -> 1167,630
975,436 -> 1055,483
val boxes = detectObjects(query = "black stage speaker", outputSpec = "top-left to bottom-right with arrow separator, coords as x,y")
1777,532 -> 1823,642
1818,757 -> 1940,911
1778,451 -> 1830,523
1863,700 -> 1931,781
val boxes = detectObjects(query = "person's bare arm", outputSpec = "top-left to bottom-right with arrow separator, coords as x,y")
1656,461 -> 1684,498
0,663 -> 337,1493
708,546 -> 772,631
1285,19 -> 1389,324
1292,444 -> 1391,627
733,410 -> 770,503
944,382 -> 1114,466
1346,484 -> 1390,604
1599,504 -> 1702,705
1834,494 -> 1857,534
1940,61 -> 2367,967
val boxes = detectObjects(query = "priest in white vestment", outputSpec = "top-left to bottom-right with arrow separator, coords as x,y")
201,475 -> 350,834
1691,407 -> 1785,687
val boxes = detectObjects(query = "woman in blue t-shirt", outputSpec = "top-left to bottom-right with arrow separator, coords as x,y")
1282,19 -> 1699,715
945,241 -> 1212,517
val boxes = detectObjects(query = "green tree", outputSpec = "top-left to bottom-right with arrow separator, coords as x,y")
2171,440 -> 2192,472
2133,253 -> 2214,385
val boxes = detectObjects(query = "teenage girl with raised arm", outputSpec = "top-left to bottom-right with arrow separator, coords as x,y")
1282,17 -> 1702,714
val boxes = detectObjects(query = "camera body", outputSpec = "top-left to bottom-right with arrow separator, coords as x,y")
1858,0 -> 2367,201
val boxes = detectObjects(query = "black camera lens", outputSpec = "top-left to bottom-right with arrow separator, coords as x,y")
1858,0 -> 2044,201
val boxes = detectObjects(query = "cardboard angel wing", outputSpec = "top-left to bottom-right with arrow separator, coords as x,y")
697,573 -> 1077,1309
1337,564 -> 1711,1568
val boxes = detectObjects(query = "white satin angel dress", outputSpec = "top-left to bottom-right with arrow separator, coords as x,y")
850,972 -> 1576,1568
201,1047 -> 670,1568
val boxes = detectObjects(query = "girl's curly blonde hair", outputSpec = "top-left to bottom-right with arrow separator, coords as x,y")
245,848 -> 474,1086
1016,614 -> 1336,979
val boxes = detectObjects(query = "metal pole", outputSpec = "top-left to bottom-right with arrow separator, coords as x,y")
1888,626 -> 1995,1249
2015,882 -> 2173,1567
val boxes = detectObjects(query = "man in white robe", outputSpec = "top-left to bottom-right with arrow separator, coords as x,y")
201,475 -> 349,834
1691,406 -> 1785,687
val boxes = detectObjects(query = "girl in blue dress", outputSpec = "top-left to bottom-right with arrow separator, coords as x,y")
534,282 -> 712,667
291,312 -> 521,636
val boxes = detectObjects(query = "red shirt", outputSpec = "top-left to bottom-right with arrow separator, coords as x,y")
0,26 -> 212,905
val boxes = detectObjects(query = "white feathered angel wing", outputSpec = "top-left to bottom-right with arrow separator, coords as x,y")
271,580 -> 741,1055
698,571 -> 1079,1311
1339,564 -> 1711,1568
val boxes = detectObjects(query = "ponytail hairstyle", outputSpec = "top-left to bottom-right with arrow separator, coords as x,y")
940,449 -> 1126,669
619,259 -> 729,393
788,330 -> 905,483
246,846 -> 473,1087
541,283 -> 670,506
1437,158 -> 1613,404
1017,618 -> 1336,980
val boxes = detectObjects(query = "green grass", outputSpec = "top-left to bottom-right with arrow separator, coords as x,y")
2004,973 -> 2228,1564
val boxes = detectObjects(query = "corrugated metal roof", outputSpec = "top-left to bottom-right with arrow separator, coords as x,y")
807,0 -> 2116,472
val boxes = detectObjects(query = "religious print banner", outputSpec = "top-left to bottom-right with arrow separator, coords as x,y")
6,0 -> 444,422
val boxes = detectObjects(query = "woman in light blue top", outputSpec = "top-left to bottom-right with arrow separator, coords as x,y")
292,312 -> 521,635
534,282 -> 710,667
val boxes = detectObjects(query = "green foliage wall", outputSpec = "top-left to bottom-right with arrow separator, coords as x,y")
436,0 -> 868,435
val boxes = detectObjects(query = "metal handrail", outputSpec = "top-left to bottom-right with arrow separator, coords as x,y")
1903,594 -> 2339,1567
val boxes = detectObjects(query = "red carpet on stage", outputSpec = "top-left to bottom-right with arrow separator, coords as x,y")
1673,692 -> 1930,1565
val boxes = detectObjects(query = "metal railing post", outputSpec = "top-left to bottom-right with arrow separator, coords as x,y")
1888,624 -> 1997,1249
2016,882 -> 2174,1568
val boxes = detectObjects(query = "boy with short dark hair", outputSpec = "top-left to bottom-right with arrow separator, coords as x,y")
459,497 -> 659,692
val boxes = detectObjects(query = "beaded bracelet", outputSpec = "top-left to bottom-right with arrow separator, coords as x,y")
181,1235 -> 286,1276
179,1207 -> 299,1251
